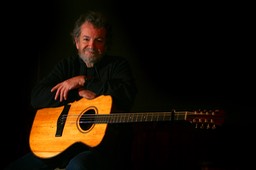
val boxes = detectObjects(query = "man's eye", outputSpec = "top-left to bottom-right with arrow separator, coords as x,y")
83,38 -> 90,41
96,38 -> 104,43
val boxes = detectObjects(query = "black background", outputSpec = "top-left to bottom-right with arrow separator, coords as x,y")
3,0 -> 254,169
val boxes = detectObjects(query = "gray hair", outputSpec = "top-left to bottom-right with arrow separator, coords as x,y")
71,10 -> 112,47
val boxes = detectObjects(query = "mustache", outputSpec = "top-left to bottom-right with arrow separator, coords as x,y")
85,48 -> 102,54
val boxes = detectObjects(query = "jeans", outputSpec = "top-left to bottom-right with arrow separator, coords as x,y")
4,150 -> 115,170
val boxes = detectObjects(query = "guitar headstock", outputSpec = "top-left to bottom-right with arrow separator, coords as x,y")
185,109 -> 225,129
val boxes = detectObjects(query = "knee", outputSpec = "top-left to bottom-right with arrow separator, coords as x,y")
66,158 -> 87,170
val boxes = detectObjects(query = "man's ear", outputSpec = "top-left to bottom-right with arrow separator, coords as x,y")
74,38 -> 79,49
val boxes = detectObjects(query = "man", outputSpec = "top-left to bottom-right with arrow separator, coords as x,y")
5,10 -> 137,170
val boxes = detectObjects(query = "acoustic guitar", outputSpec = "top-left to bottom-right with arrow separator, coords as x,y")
29,95 -> 225,158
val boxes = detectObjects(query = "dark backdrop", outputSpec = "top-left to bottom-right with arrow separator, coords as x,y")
3,0 -> 254,169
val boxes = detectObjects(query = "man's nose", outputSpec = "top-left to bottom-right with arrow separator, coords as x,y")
88,40 -> 95,47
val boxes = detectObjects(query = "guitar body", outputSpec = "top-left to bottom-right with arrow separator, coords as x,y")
29,95 -> 112,158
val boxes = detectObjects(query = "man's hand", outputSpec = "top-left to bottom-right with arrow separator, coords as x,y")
51,75 -> 86,101
78,88 -> 97,100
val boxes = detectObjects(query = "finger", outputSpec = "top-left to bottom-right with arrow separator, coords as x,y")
59,87 -> 65,102
54,88 -> 61,101
59,86 -> 68,101
61,88 -> 66,100
64,90 -> 69,100
51,83 -> 60,92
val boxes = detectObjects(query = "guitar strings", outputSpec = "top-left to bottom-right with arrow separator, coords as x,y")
57,110 -> 223,125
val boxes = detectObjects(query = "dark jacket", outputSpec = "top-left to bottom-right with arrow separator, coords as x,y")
31,54 -> 137,112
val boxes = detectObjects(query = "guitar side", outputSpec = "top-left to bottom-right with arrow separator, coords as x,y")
29,95 -> 113,158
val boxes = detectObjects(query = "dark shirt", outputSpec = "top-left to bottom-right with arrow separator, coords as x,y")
31,54 -> 137,112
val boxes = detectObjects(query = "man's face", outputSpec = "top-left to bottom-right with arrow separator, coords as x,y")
75,21 -> 107,66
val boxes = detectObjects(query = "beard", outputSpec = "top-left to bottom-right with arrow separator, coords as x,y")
79,48 -> 104,67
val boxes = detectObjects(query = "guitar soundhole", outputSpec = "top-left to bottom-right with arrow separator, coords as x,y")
79,109 -> 95,131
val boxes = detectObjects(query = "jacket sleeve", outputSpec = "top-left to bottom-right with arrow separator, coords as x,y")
30,58 -> 80,109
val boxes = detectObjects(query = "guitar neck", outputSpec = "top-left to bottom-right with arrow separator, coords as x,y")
80,110 -> 224,130
83,111 -> 189,124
